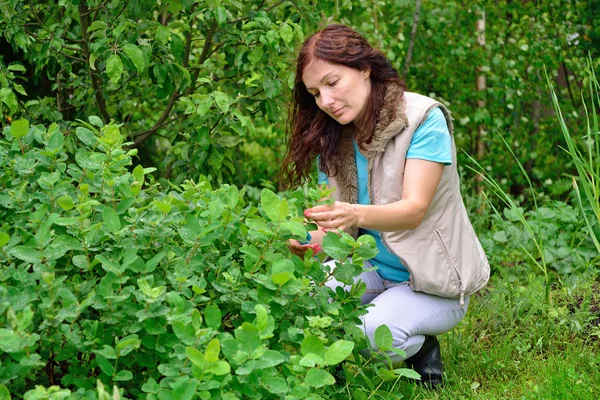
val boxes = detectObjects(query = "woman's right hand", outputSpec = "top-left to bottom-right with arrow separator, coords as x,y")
288,239 -> 321,258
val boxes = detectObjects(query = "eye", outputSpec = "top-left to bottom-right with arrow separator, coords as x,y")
328,80 -> 338,87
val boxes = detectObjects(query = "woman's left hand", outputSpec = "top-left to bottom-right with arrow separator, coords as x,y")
304,201 -> 359,231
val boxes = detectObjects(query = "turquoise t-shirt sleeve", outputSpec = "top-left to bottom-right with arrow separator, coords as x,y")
406,107 -> 452,165
316,156 -> 329,185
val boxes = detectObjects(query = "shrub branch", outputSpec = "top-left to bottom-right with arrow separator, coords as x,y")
78,2 -> 111,124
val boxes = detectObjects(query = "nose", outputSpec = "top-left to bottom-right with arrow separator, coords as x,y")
319,91 -> 334,109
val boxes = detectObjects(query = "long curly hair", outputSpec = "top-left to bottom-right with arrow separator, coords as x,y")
280,24 -> 406,189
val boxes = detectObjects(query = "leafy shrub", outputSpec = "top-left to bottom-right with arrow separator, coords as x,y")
0,118 -> 415,399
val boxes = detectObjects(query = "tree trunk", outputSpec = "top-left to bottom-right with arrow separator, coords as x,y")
476,9 -> 487,194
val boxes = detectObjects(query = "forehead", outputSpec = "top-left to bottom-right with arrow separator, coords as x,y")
302,60 -> 341,88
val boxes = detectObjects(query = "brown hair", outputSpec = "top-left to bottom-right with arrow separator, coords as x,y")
280,24 -> 406,189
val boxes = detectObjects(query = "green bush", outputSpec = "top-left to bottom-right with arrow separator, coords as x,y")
0,118 -> 418,399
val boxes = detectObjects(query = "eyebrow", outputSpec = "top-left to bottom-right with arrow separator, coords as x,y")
305,72 -> 333,91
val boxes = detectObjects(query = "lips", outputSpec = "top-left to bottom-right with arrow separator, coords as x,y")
331,106 -> 345,116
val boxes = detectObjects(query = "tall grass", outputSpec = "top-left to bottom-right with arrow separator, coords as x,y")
466,138 -> 552,301
548,57 -> 600,256
465,60 -> 600,302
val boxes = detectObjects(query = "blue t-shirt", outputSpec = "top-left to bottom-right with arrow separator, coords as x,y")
318,107 -> 452,282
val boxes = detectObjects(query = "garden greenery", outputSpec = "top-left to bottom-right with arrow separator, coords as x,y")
0,119 -> 419,398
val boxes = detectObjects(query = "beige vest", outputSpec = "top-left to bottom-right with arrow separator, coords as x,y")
327,85 -> 490,303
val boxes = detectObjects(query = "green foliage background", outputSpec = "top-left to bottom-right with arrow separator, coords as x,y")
1,0 -> 599,398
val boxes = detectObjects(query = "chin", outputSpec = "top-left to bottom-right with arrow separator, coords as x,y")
333,114 -> 353,125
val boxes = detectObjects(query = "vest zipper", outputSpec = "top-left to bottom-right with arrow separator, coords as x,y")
434,228 -> 466,307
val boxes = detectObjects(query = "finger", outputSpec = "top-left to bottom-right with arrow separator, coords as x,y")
306,211 -> 335,222
289,242 -> 311,251
305,205 -> 334,215
317,220 -> 340,229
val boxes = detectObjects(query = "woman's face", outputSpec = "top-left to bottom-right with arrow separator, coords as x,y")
302,60 -> 371,126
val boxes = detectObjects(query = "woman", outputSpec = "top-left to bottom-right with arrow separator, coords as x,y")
281,25 -> 489,388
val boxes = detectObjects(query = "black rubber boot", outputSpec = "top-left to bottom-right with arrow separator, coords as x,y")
404,335 -> 443,388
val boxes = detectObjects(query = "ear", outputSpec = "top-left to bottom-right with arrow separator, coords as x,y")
362,68 -> 371,79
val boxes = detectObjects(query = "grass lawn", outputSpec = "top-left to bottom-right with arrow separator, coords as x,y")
389,275 -> 600,399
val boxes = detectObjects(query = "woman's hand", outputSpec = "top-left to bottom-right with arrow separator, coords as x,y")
288,239 -> 321,258
304,201 -> 359,231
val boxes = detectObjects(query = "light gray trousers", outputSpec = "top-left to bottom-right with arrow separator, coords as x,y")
324,260 -> 469,363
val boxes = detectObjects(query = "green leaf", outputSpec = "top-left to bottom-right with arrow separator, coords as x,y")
299,353 -> 325,368
393,368 -> 422,380
322,232 -> 353,260
280,23 -> 294,44
271,258 -> 295,285
254,350 -> 285,369
10,119 -> 29,138
133,164 -> 145,183
9,246 -> 41,263
94,345 -> 117,359
116,197 -> 134,214
281,221 -> 307,238
0,384 -> 11,400
374,324 -> 393,351
263,377 -> 288,394
235,323 -> 261,352
196,96 -> 213,116
12,84 -> 26,96
186,347 -> 204,368
260,189 -> 288,222
353,388 -> 368,400
204,338 -> 220,362
48,129 -> 64,150
217,135 -> 242,147
304,368 -> 336,388
88,116 -> 104,128
57,288 -> 78,307
324,340 -> 354,366
493,231 -> 508,243
57,194 -> 75,211
0,233 -> 10,248
301,335 -> 326,357
355,235 -> 379,259
116,334 -> 140,357
102,206 -> 121,233
106,54 -> 123,84
95,355 -> 115,376
73,255 -> 90,270
154,200 -> 172,213
158,363 -> 179,377
226,185 -> 239,209
213,91 -> 230,113
123,43 -> 145,73
7,63 -> 26,72
145,252 -> 165,273
155,25 -> 171,45
88,20 -> 108,31
114,370 -> 133,381
263,77 -> 282,98
205,360 -> 230,375
0,329 -> 24,353
255,304 -> 268,332
172,376 -> 198,400
204,304 -> 221,329
0,88 -> 18,115
75,127 -> 98,147
173,321 -> 196,345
